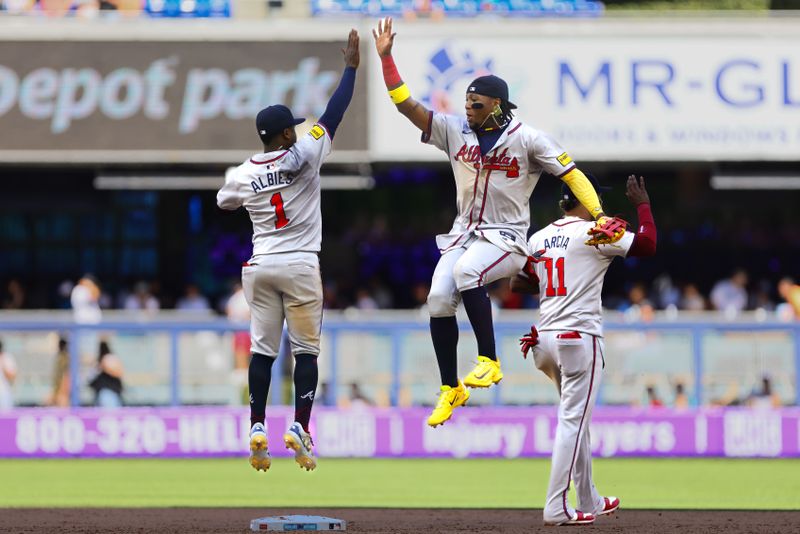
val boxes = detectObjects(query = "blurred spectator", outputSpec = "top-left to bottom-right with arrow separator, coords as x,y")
673,382 -> 689,410
751,279 -> 776,312
747,375 -> 781,409
354,288 -> 378,310
57,280 -> 74,309
680,284 -> 706,311
226,283 -> 251,373
777,277 -> 800,321
621,283 -> 654,322
323,281 -> 342,310
88,340 -> 124,408
1,0 -> 36,14
176,284 -> 211,312
710,269 -> 748,313
653,274 -> 680,309
411,282 -> 430,309
349,382 -> 373,408
368,277 -> 394,309
124,281 -> 160,311
0,339 -> 18,410
70,275 -> 102,324
489,280 -> 524,310
317,382 -> 332,406
46,337 -> 71,407
2,279 -> 25,309
646,385 -> 663,408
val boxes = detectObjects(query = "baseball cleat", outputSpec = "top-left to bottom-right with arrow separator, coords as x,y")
427,381 -> 470,427
544,511 -> 595,526
597,496 -> 620,516
283,422 -> 317,471
463,356 -> 503,388
248,422 -> 271,472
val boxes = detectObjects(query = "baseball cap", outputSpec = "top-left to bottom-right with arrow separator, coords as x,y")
466,75 -> 517,109
256,105 -> 305,141
561,172 -> 611,202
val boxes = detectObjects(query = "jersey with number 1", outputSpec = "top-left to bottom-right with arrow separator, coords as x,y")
423,114 -> 576,256
528,216 -> 635,337
217,124 -> 331,256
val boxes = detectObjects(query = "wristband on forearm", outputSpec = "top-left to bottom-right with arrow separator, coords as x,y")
381,54 -> 411,105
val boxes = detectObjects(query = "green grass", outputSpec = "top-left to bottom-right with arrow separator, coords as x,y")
0,458 -> 798,509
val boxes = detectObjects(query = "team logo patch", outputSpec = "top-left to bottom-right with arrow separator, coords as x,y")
557,152 -> 572,166
421,45 -> 496,113
309,124 -> 325,140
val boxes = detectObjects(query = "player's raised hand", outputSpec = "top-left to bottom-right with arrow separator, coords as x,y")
625,175 -> 650,205
372,17 -> 396,57
342,29 -> 360,69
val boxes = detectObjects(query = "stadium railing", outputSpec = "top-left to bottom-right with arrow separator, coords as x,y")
1,312 -> 798,408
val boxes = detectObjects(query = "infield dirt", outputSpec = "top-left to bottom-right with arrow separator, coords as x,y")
3,508 -> 798,533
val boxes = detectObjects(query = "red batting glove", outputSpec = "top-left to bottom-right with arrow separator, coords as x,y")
519,325 -> 540,359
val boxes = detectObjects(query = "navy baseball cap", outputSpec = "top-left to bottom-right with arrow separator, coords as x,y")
256,105 -> 305,141
467,75 -> 517,109
561,172 -> 611,202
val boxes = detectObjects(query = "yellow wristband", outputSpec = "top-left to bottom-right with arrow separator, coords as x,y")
388,83 -> 411,105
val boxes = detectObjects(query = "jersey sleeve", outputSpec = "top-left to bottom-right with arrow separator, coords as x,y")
421,112 -> 458,154
216,166 -> 246,210
528,131 -> 576,177
595,230 -> 635,258
283,123 -> 333,175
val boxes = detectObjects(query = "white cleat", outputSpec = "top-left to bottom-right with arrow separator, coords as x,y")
283,422 -> 317,471
597,496 -> 620,516
249,422 -> 271,472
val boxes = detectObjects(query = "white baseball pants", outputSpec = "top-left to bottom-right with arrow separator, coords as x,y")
427,235 -> 526,317
533,330 -> 605,524
241,251 -> 322,358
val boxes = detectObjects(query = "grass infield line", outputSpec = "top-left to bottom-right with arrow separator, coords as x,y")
0,457 -> 798,509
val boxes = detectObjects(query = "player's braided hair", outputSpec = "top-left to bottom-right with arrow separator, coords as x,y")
559,196 -> 579,213
498,100 -> 515,124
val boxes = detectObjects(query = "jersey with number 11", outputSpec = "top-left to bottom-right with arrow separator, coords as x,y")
528,216 -> 634,337
217,125 -> 332,256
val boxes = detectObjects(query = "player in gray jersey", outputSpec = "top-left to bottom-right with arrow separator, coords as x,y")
217,30 -> 360,473
516,175 -> 657,525
373,18 -> 616,427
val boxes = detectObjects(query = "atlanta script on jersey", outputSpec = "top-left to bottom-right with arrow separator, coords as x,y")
217,124 -> 332,256
528,216 -> 635,337
423,114 -> 576,256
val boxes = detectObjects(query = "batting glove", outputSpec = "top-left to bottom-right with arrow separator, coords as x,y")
519,325 -> 540,359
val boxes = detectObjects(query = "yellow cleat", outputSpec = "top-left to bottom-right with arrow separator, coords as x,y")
283,422 -> 317,472
427,381 -> 470,427
463,356 -> 503,388
249,423 -> 271,472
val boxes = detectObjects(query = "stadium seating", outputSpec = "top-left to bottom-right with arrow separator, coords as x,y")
311,0 -> 604,17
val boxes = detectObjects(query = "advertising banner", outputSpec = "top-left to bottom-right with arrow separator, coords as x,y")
368,35 -> 800,161
1,406 -> 798,459
0,41 -> 367,162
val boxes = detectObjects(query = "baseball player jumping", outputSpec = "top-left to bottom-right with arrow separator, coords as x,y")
217,30 -> 360,472
515,175 -> 657,525
372,17 -> 625,427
